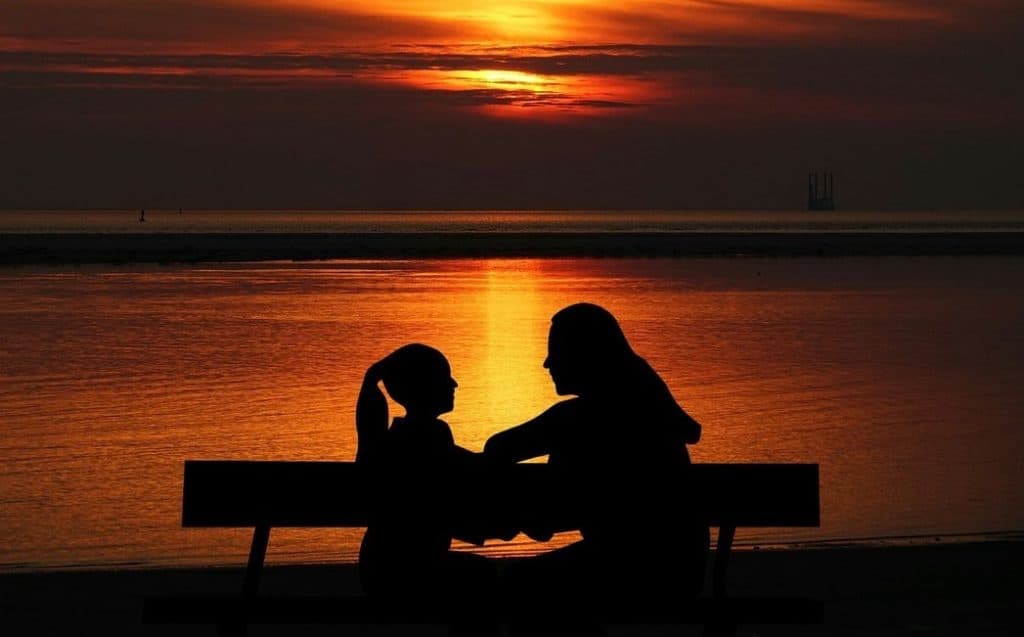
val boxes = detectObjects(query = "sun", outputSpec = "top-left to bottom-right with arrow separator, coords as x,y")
450,69 -> 553,93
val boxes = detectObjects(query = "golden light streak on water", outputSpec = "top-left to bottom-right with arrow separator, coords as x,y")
2,257 -> 1024,569
478,260 -> 555,434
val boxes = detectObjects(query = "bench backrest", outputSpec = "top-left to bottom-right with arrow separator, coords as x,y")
182,460 -> 819,529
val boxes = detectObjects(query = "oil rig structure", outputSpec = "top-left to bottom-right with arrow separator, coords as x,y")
807,171 -> 835,211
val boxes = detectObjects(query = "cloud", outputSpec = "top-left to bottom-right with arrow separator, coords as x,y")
2,1 -> 1022,209
3,1 -> 1019,54
541,0 -> 950,46
0,1 -> 458,52
3,36 -> 1021,124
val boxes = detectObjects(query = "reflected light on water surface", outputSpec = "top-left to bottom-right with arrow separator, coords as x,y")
2,257 -> 1024,568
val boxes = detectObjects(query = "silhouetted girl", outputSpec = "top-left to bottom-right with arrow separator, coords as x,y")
355,344 -> 497,631
485,303 -> 709,613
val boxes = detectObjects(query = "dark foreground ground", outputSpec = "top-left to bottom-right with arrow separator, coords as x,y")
1,542 -> 1020,636
3,232 -> 1024,264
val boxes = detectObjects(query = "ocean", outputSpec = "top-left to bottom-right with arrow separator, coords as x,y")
3,209 -> 1024,234
1,210 -> 1023,571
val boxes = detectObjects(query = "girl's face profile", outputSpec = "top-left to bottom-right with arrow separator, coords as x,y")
401,355 -> 456,418
422,358 -> 457,416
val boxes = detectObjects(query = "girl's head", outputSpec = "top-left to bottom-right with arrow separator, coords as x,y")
379,344 -> 457,418
544,303 -> 634,396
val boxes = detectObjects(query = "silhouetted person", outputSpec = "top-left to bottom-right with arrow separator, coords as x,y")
485,303 -> 710,630
355,344 -> 498,635
139,208 -> 146,222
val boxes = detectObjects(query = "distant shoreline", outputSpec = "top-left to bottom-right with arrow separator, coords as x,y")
4,231 -> 1024,264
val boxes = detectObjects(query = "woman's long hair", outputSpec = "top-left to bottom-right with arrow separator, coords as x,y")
551,303 -> 701,444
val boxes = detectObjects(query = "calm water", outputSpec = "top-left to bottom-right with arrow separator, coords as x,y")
2,257 -> 1024,571
3,209 -> 1024,234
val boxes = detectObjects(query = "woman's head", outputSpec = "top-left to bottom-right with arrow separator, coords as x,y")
379,344 -> 457,418
543,303 -> 702,443
544,303 -> 634,396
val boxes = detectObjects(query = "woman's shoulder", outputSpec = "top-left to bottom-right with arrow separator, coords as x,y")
537,398 -> 592,436
545,397 -> 586,417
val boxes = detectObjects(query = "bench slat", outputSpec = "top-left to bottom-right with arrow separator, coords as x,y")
182,461 -> 819,528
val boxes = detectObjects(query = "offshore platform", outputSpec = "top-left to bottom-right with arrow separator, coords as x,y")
808,171 -> 835,211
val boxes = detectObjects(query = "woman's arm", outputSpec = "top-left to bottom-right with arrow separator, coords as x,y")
482,399 -> 576,463
481,401 -> 580,542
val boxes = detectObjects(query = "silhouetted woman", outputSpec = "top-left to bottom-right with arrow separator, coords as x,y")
484,303 -> 709,615
355,344 -> 497,634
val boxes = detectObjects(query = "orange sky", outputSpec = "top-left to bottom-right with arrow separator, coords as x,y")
0,1 -> 957,56
1,1 -> 1022,208
0,1 -> 976,116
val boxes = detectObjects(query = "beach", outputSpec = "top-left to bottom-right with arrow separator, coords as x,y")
1,541 -> 1019,635
3,231 -> 1024,265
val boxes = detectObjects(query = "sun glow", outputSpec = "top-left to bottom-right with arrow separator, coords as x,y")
304,1 -> 943,46
361,65 -> 665,116
437,4 -> 560,41
447,69 -> 552,92
1,1 -> 954,55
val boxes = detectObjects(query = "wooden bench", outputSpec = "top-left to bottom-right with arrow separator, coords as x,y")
143,460 -> 822,633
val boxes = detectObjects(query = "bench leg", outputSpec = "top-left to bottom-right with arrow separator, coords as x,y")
243,525 -> 271,598
713,524 -> 736,599
215,526 -> 270,637
706,523 -> 739,637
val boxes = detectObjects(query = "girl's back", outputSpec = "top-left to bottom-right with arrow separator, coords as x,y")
360,416 -> 458,590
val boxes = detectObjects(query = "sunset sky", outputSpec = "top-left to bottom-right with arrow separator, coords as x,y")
2,1 -> 1022,209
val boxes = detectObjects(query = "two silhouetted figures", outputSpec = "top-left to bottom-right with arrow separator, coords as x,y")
355,303 -> 709,635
